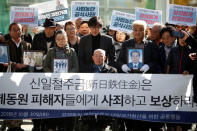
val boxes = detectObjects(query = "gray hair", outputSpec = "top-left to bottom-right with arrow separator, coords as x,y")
93,49 -> 106,56
152,23 -> 164,32
132,20 -> 147,30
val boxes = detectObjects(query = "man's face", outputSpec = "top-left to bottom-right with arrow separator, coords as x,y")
131,52 -> 140,64
90,25 -> 102,36
92,51 -> 106,66
161,32 -> 175,46
79,23 -> 90,36
9,24 -> 22,40
65,24 -> 76,37
133,25 -> 145,41
44,27 -> 56,38
151,26 -> 160,41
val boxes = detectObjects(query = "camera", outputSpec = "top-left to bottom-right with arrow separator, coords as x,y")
172,31 -> 184,38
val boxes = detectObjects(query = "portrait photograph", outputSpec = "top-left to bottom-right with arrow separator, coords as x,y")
127,48 -> 144,70
53,58 -> 68,73
23,51 -> 44,67
0,44 -> 9,64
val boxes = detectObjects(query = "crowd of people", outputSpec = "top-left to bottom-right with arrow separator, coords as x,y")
0,16 -> 197,131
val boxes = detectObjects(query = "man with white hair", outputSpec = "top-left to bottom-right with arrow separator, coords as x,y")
117,20 -> 159,131
92,49 -> 117,73
118,20 -> 159,74
151,23 -> 163,46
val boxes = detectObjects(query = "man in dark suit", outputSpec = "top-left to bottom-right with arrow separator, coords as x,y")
128,50 -> 143,70
32,18 -> 56,55
78,16 -> 115,73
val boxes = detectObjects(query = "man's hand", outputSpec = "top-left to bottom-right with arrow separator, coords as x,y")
140,64 -> 150,73
189,53 -> 196,61
183,71 -> 189,75
15,63 -> 27,69
121,64 -> 131,73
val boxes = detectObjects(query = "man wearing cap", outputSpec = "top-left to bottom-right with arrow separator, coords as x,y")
32,18 -> 56,55
31,18 -> 56,130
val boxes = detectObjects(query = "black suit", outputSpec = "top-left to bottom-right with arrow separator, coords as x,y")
32,32 -> 55,54
78,34 -> 115,72
118,39 -> 159,73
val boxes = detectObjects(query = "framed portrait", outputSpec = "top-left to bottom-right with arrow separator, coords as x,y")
23,51 -> 44,67
127,48 -> 144,70
53,58 -> 68,73
0,44 -> 9,64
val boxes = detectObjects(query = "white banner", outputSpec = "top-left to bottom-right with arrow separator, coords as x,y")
30,0 -> 70,26
168,4 -> 197,26
109,10 -> 135,34
0,73 -> 196,123
71,1 -> 99,21
10,6 -> 38,27
135,7 -> 162,27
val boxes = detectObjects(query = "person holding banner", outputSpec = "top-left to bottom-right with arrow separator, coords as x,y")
78,16 -> 115,73
5,22 -> 32,72
44,29 -> 79,73
117,20 -> 159,131
43,29 -> 78,131
2,22 -> 32,131
118,20 -> 159,74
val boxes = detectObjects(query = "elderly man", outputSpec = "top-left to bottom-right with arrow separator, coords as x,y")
32,18 -> 56,55
128,50 -> 143,70
151,23 -> 163,46
117,20 -> 159,131
118,20 -> 159,74
80,49 -> 116,131
5,22 -> 31,72
92,49 -> 117,73
2,22 -> 32,131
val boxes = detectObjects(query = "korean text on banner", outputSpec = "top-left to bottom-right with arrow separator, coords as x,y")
135,7 -> 162,27
168,4 -> 197,26
10,6 -> 38,27
71,1 -> 99,21
30,0 -> 70,26
109,10 -> 135,34
0,73 -> 196,123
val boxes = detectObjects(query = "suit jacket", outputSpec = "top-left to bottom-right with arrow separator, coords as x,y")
117,39 -> 159,73
6,39 -> 31,72
78,34 -> 115,72
32,32 -> 55,54
128,62 -> 143,69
